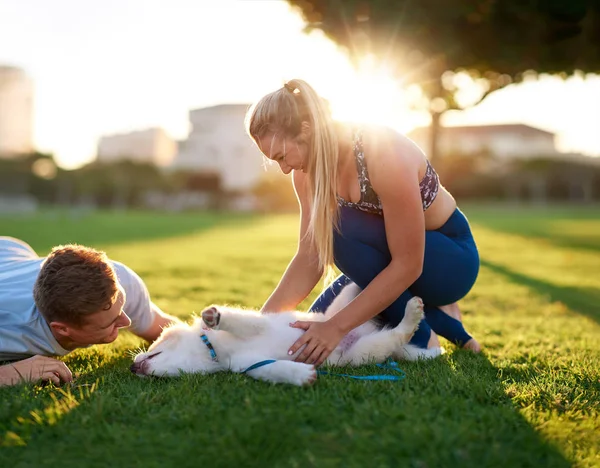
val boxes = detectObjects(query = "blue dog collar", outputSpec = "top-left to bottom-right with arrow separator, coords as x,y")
200,334 -> 218,361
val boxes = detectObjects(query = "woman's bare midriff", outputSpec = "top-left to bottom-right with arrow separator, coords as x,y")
424,185 -> 457,231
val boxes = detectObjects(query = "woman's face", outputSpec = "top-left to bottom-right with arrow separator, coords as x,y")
257,132 -> 309,175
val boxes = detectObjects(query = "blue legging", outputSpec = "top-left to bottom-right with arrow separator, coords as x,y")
309,206 -> 479,348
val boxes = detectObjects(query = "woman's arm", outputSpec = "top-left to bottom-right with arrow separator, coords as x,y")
261,170 -> 323,312
328,130 -> 425,333
288,130 -> 427,364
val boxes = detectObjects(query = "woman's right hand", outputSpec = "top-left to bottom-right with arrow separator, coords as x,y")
260,167 -> 322,315
0,355 -> 73,386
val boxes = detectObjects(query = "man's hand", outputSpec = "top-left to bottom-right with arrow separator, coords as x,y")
0,356 -> 73,386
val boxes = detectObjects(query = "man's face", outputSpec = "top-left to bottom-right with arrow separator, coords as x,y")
63,287 -> 132,347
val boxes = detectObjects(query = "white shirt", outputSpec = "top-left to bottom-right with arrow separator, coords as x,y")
0,237 -> 156,361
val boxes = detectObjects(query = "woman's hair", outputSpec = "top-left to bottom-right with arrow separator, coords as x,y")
245,79 -> 339,280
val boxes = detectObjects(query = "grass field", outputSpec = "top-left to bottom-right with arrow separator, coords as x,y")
0,205 -> 599,467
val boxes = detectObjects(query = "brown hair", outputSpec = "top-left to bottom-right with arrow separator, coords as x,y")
33,244 -> 119,325
245,79 -> 339,280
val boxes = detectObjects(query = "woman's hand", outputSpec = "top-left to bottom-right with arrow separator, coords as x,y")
288,319 -> 345,367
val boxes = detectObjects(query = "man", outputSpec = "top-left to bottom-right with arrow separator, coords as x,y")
0,236 -> 179,386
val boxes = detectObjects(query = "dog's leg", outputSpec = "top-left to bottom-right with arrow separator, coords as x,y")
332,297 -> 425,366
323,282 -> 361,318
391,297 -> 445,361
396,343 -> 444,361
332,329 -> 400,366
392,296 -> 425,343
201,306 -> 267,338
231,355 -> 317,386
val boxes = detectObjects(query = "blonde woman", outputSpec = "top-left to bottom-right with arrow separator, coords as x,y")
246,79 -> 481,367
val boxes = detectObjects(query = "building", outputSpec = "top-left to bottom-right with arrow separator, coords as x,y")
408,124 -> 558,160
0,65 -> 34,157
96,127 -> 176,167
171,104 -> 277,192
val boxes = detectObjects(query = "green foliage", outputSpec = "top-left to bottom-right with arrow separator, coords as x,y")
0,152 -> 57,197
289,0 -> 599,84
287,0 -> 600,161
0,154 -> 220,208
0,206 -> 599,467
252,173 -> 298,212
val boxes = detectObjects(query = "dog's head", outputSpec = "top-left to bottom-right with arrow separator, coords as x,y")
130,318 -> 219,378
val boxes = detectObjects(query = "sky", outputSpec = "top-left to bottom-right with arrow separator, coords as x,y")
0,0 -> 598,169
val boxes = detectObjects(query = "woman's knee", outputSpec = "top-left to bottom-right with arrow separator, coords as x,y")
411,233 -> 479,305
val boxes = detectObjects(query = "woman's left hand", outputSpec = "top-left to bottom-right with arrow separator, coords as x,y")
288,320 -> 345,366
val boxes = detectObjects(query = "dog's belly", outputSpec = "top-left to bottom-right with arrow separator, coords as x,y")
337,330 -> 361,352
336,321 -> 378,352
238,315 -> 379,361
238,325 -> 306,361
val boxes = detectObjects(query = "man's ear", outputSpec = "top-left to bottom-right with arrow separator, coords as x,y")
49,321 -> 72,338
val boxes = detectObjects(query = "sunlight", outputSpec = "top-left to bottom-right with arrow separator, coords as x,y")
327,56 -> 415,133
2,382 -> 97,447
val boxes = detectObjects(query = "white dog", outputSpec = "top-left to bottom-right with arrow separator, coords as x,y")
131,282 -> 442,386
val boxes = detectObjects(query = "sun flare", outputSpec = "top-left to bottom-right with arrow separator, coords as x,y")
327,58 -> 414,133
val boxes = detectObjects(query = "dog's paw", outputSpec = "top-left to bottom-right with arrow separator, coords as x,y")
406,296 -> 425,321
393,297 -> 425,341
290,363 -> 317,387
201,307 -> 221,329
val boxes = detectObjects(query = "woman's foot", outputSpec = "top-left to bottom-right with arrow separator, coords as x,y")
463,338 -> 482,353
428,330 -> 441,349
438,302 -> 462,322
438,302 -> 482,353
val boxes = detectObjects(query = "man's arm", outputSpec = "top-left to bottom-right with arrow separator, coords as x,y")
133,302 -> 181,342
0,356 -> 73,386
110,261 -> 181,342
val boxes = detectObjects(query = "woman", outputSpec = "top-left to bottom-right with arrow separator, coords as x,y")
246,79 -> 481,367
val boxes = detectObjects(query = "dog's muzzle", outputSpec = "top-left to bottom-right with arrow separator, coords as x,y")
130,351 -> 162,375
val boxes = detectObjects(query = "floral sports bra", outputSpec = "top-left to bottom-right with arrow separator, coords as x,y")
337,130 -> 439,216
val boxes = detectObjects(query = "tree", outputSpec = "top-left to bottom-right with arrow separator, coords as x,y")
252,173 -> 298,212
287,0 -> 600,162
0,152 -> 58,200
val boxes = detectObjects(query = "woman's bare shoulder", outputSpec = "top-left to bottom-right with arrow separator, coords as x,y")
361,125 -> 424,172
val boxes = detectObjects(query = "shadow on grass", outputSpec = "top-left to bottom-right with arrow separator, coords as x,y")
467,207 -> 600,254
0,210 -> 259,254
0,350 -> 572,467
481,259 -> 600,325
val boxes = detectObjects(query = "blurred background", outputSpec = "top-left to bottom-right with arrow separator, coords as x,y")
0,0 -> 599,214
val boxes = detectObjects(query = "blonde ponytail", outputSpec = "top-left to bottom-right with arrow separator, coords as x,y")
246,79 -> 340,282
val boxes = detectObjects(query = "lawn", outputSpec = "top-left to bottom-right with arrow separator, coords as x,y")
0,205 -> 599,467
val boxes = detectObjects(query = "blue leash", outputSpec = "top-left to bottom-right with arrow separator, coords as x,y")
317,359 -> 406,381
242,358 -> 406,382
241,359 -> 277,373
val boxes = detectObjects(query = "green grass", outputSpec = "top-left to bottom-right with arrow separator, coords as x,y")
0,205 -> 599,468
